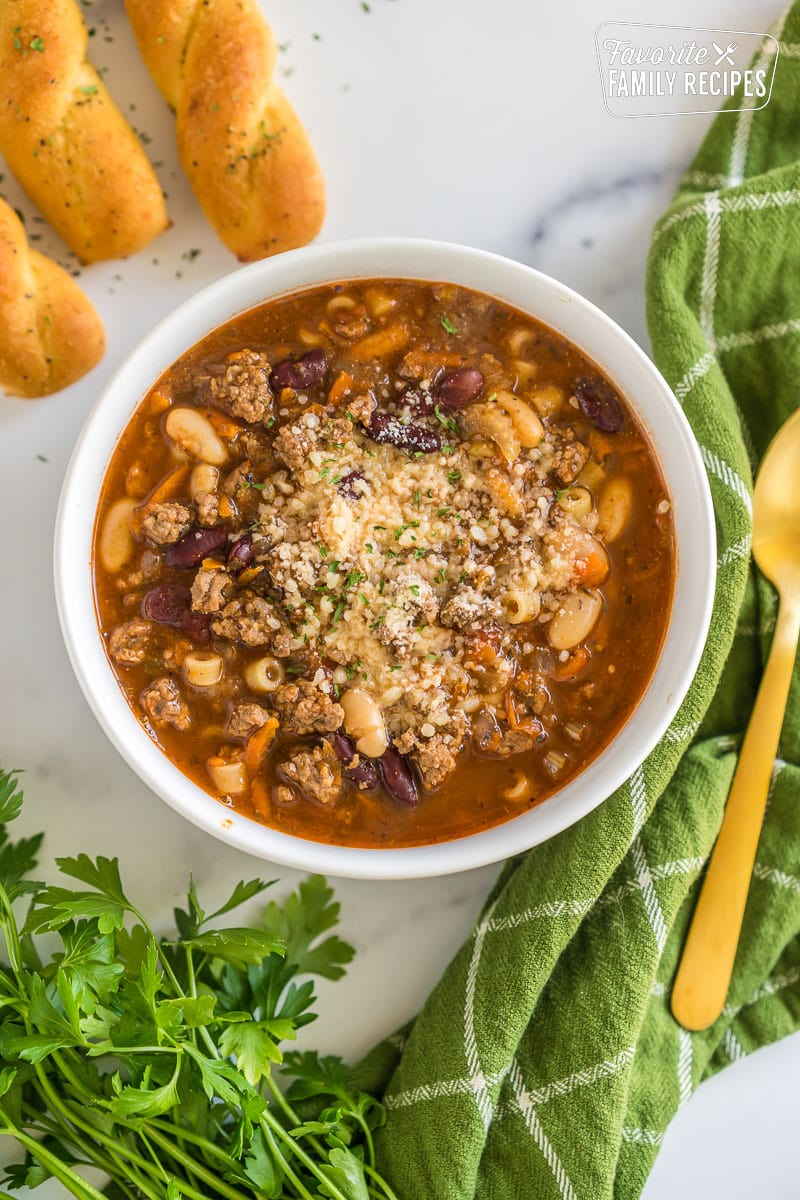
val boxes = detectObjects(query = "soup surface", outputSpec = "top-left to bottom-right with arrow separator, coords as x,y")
94,279 -> 675,847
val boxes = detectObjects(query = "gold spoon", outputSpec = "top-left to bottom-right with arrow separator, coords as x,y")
671,408 -> 800,1031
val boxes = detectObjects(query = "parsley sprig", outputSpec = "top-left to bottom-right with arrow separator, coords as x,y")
0,770 -> 397,1200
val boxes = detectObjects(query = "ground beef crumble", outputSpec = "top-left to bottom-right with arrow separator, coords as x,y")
273,423 -> 312,471
141,503 -> 194,546
553,439 -> 590,485
141,677 -> 191,731
191,568 -> 232,614
226,703 -> 271,739
211,595 -> 292,652
108,619 -> 153,665
272,680 -> 344,735
208,350 -> 272,424
280,742 -> 341,805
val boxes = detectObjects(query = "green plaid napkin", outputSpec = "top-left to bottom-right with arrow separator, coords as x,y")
356,10 -> 800,1197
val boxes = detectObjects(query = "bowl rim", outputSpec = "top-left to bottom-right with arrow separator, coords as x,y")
54,236 -> 716,879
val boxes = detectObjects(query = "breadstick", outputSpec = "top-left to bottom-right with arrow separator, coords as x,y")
124,0 -> 325,261
0,1 -> 169,263
0,198 -> 105,398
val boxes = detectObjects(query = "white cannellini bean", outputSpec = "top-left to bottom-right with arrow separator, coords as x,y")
495,391 -> 544,448
597,476 -> 633,542
164,407 -> 227,465
182,651 -> 223,689
547,590 -> 603,651
189,462 -> 220,502
502,589 -> 541,625
244,657 -> 285,693
206,758 -> 247,795
99,497 -> 138,573
340,687 -> 388,758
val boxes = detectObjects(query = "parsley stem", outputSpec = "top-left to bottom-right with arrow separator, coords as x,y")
19,1103 -> 140,1200
146,1126 -> 257,1200
258,1117 -> 318,1200
0,1124 -> 108,1200
259,1108 -> 353,1200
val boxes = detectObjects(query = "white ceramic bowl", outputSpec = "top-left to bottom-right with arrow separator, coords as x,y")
55,238 -> 715,879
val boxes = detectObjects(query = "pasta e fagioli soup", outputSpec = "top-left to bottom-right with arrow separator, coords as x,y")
92,278 -> 675,847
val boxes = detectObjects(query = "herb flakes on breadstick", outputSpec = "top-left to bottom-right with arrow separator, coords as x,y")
125,0 -> 325,261
0,0 -> 169,263
0,198 -> 105,398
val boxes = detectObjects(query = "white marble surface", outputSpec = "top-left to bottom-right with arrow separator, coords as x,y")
1,0 -> 798,1194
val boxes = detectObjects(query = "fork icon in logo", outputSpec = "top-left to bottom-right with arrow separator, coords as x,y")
713,41 -> 738,65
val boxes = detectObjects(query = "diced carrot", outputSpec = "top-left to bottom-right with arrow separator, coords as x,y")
201,557 -> 225,570
237,565 -> 263,585
251,777 -> 271,819
218,495 -> 236,519
505,689 -> 520,728
206,409 -> 244,439
553,645 -> 590,681
328,370 -> 355,407
575,551 -> 609,587
245,717 -> 279,773
140,464 -> 190,511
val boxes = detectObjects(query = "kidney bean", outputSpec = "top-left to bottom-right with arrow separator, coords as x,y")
399,385 -> 435,416
142,585 -> 210,641
365,411 -> 443,454
574,378 -> 625,433
433,368 -> 484,411
269,348 -> 328,392
336,469 -> 365,500
329,731 -> 380,791
226,534 -> 255,572
164,524 -> 229,569
379,747 -> 419,807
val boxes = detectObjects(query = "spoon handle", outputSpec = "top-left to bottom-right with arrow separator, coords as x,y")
671,594 -> 800,1031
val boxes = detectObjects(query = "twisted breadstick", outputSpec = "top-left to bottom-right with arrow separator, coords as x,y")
0,1 -> 169,263
0,199 -> 105,398
125,0 -> 325,261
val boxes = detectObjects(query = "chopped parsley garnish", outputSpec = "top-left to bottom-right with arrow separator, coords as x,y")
440,314 -> 459,335
447,469 -> 462,485
486,391 -> 497,402
317,542 -> 329,558
373,524 -> 387,531
30,36 -> 45,51
413,489 -> 421,505
435,569 -> 447,584
365,542 -> 374,553
437,507 -> 451,518
370,616 -> 384,629
413,548 -> 427,559
79,85 -> 98,95
390,664 -> 401,672
409,584 -> 420,596
344,569 -> 365,591
434,404 -> 458,433
425,653 -> 439,661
